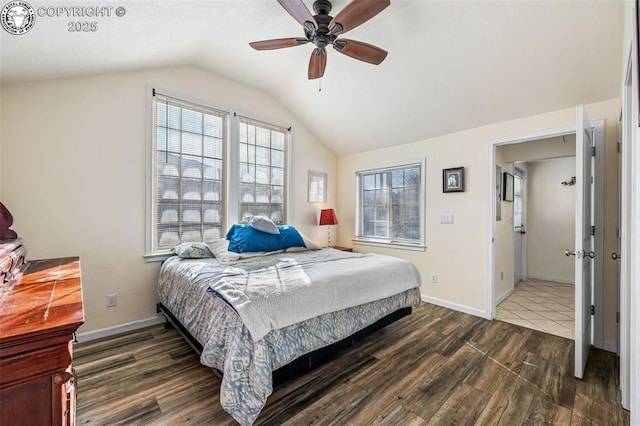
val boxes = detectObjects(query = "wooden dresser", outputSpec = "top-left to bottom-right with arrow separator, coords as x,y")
0,257 -> 84,426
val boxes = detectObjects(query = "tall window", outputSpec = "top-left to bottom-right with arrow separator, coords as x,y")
151,94 -> 227,252
513,173 -> 524,230
356,162 -> 424,247
238,117 -> 287,224
147,90 -> 290,258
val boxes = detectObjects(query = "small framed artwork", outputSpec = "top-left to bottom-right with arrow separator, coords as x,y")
308,170 -> 327,203
443,167 -> 465,193
503,172 -> 514,202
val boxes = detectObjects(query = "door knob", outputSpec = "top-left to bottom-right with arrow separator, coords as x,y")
565,249 -> 575,257
612,252 -> 621,260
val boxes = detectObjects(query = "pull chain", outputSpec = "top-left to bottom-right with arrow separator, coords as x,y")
318,55 -> 322,92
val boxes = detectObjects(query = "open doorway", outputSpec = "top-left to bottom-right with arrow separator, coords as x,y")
496,155 -> 577,340
488,117 -> 605,357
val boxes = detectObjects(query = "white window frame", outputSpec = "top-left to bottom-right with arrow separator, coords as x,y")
513,171 -> 524,231
145,87 -> 291,261
236,115 -> 289,225
353,159 -> 426,251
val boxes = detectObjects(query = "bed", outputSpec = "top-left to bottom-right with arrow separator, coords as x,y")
156,238 -> 422,425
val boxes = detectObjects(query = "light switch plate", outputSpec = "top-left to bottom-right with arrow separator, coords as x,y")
440,214 -> 454,224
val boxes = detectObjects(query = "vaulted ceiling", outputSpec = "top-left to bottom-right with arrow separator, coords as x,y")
0,1 -> 624,155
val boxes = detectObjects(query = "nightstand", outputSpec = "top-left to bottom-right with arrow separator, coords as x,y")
331,246 -> 353,252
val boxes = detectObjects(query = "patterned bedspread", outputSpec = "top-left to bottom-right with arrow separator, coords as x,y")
157,251 -> 422,425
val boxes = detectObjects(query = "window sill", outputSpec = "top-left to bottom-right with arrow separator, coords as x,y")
352,238 -> 427,252
144,252 -> 173,263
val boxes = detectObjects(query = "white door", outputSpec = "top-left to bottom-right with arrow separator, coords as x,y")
513,170 -> 525,283
573,105 -> 594,379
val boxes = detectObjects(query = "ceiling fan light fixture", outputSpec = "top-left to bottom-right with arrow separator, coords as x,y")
329,23 -> 343,36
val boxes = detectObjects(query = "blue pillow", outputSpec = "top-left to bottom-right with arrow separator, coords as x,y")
226,224 -> 306,254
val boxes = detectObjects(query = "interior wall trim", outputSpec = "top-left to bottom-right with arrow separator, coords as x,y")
421,294 -> 490,320
75,315 -> 165,343
495,287 -> 514,305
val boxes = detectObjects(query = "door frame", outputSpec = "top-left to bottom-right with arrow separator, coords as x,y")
486,117 -> 605,350
620,30 -> 637,411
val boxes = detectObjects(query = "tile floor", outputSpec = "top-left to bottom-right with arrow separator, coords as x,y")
496,278 -> 574,340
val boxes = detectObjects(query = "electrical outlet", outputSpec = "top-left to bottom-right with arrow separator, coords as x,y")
500,272 -> 504,280
106,293 -> 117,307
431,273 -> 438,284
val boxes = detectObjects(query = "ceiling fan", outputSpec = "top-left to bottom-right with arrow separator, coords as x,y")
250,0 -> 390,80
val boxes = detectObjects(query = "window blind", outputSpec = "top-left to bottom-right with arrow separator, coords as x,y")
237,116 -> 288,224
152,93 -> 228,251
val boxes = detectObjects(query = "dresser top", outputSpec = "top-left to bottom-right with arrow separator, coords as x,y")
0,257 -> 84,345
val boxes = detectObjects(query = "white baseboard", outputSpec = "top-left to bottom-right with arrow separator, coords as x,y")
603,341 -> 617,353
421,294 -> 491,320
496,287 -> 514,305
527,274 -> 575,285
75,315 -> 165,343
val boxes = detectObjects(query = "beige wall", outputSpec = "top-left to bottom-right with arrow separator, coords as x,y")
337,98 -> 620,344
0,65 -> 337,333
526,158 -> 576,283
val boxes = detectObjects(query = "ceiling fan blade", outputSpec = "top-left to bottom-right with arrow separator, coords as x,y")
308,48 -> 327,80
329,0 -> 390,35
333,39 -> 387,65
250,38 -> 308,50
278,0 -> 318,29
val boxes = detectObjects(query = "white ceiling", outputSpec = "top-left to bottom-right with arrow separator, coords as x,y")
0,1 -> 624,156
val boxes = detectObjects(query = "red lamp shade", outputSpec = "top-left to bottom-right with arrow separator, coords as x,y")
319,209 -> 338,226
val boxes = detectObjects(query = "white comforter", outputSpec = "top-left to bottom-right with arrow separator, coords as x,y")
198,248 -> 422,342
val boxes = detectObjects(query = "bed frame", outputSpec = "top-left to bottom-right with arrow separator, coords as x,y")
156,302 -> 411,387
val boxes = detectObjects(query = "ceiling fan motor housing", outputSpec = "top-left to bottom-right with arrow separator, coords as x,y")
308,0 -> 338,49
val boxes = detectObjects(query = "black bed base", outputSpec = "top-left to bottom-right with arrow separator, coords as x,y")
156,303 -> 411,387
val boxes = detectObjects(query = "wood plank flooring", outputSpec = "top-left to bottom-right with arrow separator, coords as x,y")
74,303 -> 629,425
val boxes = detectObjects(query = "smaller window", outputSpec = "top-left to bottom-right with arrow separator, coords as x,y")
355,162 -> 425,249
237,116 -> 288,224
513,173 -> 524,230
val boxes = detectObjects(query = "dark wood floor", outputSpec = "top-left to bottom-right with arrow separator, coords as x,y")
74,303 -> 629,425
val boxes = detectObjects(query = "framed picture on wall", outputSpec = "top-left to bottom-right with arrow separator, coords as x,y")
443,167 -> 465,193
503,172 -> 514,202
308,171 -> 327,203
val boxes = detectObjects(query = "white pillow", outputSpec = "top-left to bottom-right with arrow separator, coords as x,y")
248,215 -> 280,235
286,233 -> 322,252
206,239 -> 240,262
